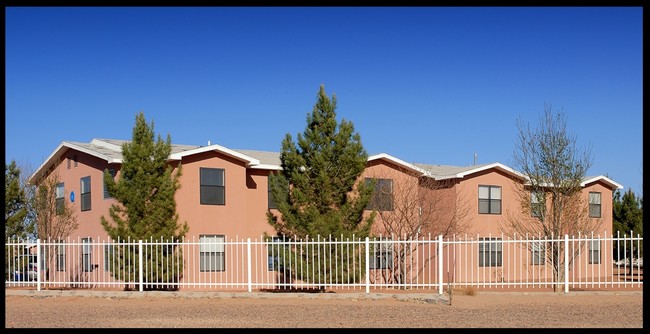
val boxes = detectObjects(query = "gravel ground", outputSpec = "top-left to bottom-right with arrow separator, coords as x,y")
4,289 -> 643,328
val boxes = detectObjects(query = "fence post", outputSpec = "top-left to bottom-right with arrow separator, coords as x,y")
564,234 -> 569,294
438,235 -> 443,295
247,238 -> 252,293
365,237 -> 370,294
36,238 -> 41,291
138,240 -> 143,292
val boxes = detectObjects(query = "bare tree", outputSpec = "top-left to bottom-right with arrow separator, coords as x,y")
32,168 -> 78,281
502,103 -> 596,291
365,165 -> 472,288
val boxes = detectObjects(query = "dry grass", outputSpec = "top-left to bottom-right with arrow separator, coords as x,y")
449,285 -> 477,296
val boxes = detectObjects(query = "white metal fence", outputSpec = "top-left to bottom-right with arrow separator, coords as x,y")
5,232 -> 643,294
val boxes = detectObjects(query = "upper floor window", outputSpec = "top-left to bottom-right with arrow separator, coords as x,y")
530,191 -> 544,218
589,192 -> 601,218
200,168 -> 225,205
199,234 -> 225,271
55,183 -> 65,215
365,178 -> 393,211
103,169 -> 116,199
80,176 -> 91,211
478,237 -> 502,267
478,185 -> 501,214
268,176 -> 277,209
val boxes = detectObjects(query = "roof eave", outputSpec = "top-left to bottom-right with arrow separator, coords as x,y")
168,144 -> 261,166
28,142 -> 114,185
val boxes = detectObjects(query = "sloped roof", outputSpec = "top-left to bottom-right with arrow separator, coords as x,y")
29,139 -> 622,191
581,175 -> 624,190
29,138 -> 267,183
413,162 -> 526,181
233,149 -> 282,170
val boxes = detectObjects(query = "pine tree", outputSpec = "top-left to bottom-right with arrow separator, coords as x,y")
266,85 -> 375,287
612,188 -> 643,272
101,111 -> 188,290
5,160 -> 32,239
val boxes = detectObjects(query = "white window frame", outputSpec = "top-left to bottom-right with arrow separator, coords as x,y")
479,237 -> 502,267
589,192 -> 602,218
478,185 -> 501,214
80,176 -> 91,211
531,240 -> 545,265
200,235 -> 225,272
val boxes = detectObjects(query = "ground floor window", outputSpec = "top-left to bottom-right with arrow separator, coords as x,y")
479,237 -> 502,267
200,235 -> 225,271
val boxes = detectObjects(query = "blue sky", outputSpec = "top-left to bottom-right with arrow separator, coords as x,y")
5,7 -> 643,196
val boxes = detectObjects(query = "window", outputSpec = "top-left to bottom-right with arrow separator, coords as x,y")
589,192 -> 601,218
104,244 -> 114,272
80,176 -> 91,211
530,191 -> 544,218
200,168 -> 225,205
103,169 -> 116,199
268,176 -> 277,209
55,183 -> 65,215
369,241 -> 393,269
82,237 -> 93,272
67,158 -> 71,169
589,240 -> 601,264
478,237 -> 502,267
531,240 -> 545,265
267,236 -> 286,271
200,235 -> 225,271
478,185 -> 501,214
56,241 -> 66,271
73,155 -> 78,167
365,178 -> 393,211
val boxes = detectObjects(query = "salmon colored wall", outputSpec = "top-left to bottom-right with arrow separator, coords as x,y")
580,181 -> 614,237
455,168 -> 525,237
172,151 -> 277,241
361,159 -> 421,237
42,149 -> 616,245
43,150 -> 119,241
34,148 -> 619,288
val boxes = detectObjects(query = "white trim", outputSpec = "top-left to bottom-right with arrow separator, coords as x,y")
28,141 -> 121,184
435,162 -> 527,181
249,164 -> 283,171
367,153 -> 429,176
168,144 -> 260,166
581,176 -> 624,190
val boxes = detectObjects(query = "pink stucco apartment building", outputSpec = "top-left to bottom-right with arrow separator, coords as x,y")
26,138 -> 623,289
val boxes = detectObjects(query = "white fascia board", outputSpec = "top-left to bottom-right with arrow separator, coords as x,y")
581,176 -> 624,190
367,153 -> 429,176
249,164 -> 283,171
28,141 -> 117,184
453,162 -> 527,180
169,144 -> 261,166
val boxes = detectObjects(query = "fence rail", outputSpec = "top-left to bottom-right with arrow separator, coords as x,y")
5,232 -> 643,294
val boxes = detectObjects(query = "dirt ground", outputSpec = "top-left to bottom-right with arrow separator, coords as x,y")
4,289 -> 644,328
